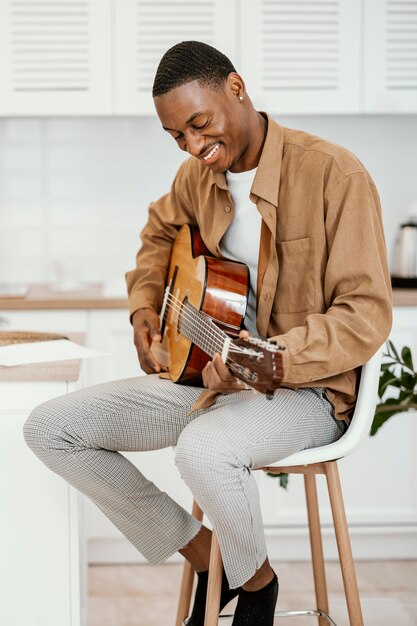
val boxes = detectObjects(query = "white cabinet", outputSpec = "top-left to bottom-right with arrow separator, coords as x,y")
0,0 -> 416,115
0,0 -> 112,115
241,0 -> 361,114
0,309 -> 88,334
0,379 -> 87,626
114,0 -> 238,114
364,0 -> 417,113
86,309 -> 141,384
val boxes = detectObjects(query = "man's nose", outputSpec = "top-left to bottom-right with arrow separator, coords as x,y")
185,131 -> 205,157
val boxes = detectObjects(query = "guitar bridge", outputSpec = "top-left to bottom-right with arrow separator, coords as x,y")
160,265 -> 179,338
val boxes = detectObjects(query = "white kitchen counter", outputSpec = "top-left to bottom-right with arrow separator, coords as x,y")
0,344 -> 87,626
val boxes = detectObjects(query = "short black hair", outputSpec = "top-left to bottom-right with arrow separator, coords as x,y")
152,40 -> 236,98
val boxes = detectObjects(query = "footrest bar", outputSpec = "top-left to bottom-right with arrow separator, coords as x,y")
184,608 -> 338,625
273,610 -> 338,625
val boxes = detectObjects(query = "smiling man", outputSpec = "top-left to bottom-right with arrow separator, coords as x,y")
24,41 -> 392,626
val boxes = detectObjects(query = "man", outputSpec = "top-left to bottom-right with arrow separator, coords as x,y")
24,41 -> 392,626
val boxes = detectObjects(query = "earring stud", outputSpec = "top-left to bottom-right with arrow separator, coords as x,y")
239,96 -> 243,102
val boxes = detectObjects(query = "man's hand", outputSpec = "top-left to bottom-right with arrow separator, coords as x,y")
132,308 -> 164,374
201,330 -> 251,393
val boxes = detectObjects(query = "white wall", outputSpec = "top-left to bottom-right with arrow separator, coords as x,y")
0,114 -> 416,289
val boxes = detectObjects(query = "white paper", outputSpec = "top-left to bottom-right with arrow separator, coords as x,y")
0,339 -> 108,367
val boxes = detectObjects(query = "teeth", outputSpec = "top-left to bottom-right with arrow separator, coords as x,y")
203,143 -> 219,160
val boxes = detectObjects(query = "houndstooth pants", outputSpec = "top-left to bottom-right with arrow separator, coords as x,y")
23,374 -> 346,589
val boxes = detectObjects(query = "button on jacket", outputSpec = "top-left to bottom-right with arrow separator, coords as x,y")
125,114 -> 393,423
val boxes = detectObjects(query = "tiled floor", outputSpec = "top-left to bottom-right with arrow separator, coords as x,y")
88,560 -> 417,626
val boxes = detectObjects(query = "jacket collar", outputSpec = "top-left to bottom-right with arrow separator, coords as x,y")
210,113 -> 284,208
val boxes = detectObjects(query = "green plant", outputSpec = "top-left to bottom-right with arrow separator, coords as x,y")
267,340 -> 417,489
371,340 -> 417,436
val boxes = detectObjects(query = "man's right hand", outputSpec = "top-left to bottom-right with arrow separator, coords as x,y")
132,308 -> 164,374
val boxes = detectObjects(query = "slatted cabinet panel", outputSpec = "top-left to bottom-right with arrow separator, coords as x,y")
114,0 -> 238,115
240,0 -> 361,114
364,0 -> 417,112
0,0 -> 112,115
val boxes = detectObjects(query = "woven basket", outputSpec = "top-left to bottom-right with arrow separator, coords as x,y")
0,331 -> 69,347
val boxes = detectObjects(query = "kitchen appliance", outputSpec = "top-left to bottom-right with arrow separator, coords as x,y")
391,212 -> 417,288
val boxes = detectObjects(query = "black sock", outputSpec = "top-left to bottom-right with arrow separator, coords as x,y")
186,567 -> 240,626
231,571 -> 279,626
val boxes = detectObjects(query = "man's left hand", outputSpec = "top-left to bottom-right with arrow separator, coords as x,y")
201,330 -> 251,394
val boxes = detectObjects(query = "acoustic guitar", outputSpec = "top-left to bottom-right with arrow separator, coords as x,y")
154,224 -> 285,399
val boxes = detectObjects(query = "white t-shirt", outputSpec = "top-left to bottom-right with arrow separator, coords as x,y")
220,168 -> 262,336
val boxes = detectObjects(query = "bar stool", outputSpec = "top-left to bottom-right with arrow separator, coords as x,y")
175,346 -> 383,626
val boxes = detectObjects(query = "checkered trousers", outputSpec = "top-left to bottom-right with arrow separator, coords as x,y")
23,374 -> 346,589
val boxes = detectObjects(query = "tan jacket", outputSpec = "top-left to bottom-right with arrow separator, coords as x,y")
126,114 -> 393,422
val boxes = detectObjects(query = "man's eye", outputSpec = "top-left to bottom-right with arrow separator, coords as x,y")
194,119 -> 210,130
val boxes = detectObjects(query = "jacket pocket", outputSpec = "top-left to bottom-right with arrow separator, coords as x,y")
274,237 -> 314,313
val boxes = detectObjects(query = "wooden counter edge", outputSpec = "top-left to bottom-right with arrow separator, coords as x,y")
392,289 -> 417,307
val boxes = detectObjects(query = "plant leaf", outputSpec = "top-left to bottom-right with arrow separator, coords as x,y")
266,471 -> 289,490
398,390 -> 412,402
401,372 -> 416,392
380,361 -> 397,371
401,346 -> 414,370
378,370 -> 400,397
387,339 -> 400,361
279,473 -> 289,489
371,408 -> 402,436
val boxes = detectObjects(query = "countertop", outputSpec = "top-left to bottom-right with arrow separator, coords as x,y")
0,332 -> 85,382
0,283 -> 128,310
0,283 -> 416,309
391,288 -> 417,307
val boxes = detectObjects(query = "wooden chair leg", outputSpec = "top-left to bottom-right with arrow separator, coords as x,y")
324,462 -> 364,626
204,532 -> 223,626
304,473 -> 329,626
175,500 -> 204,626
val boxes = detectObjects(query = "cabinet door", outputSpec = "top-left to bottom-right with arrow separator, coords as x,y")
0,309 -> 88,333
0,380 -> 86,626
240,0 -> 361,114
364,0 -> 417,112
114,0 -> 238,115
86,309 -> 141,385
0,0 -> 112,115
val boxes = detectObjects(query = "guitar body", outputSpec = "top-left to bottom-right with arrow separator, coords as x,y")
156,224 -> 249,386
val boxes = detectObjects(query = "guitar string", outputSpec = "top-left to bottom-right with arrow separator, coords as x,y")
163,294 -> 260,380
165,293 -> 262,360
165,292 -> 255,355
165,292 -> 227,347
165,295 -> 227,359
164,298 -> 256,372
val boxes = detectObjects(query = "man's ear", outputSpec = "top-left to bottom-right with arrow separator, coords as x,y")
227,72 -> 246,101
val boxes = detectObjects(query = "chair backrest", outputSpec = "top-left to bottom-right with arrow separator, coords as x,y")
264,345 -> 384,468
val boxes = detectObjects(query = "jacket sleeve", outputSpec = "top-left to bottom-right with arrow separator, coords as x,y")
125,159 -> 195,321
271,172 -> 393,384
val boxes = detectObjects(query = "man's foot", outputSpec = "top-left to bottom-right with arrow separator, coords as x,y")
231,571 -> 278,626
186,567 -> 240,626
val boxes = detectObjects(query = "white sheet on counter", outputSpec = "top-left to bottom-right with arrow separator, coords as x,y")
0,339 -> 108,367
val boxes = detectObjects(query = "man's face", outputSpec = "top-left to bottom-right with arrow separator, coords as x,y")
154,77 -> 249,173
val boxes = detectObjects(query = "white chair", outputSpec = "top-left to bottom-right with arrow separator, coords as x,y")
175,345 -> 384,626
